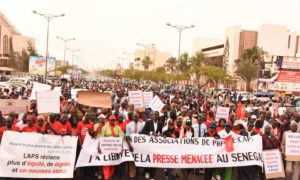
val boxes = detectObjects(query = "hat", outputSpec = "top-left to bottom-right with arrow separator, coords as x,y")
209,122 -> 217,129
225,122 -> 232,128
98,114 -> 106,119
233,120 -> 243,126
251,115 -> 257,119
26,115 -> 36,122
109,115 -> 116,120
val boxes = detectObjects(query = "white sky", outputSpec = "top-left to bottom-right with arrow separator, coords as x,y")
1,0 -> 300,70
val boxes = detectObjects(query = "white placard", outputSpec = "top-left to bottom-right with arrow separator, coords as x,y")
30,82 -> 51,100
0,99 -> 30,114
37,91 -> 60,113
149,95 -> 164,112
99,137 -> 123,154
128,91 -> 144,108
143,92 -> 153,108
263,149 -> 285,179
0,131 -> 78,178
285,132 -> 300,161
215,107 -> 230,121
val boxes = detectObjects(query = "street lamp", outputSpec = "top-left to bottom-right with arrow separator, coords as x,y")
67,48 -> 80,75
56,36 -> 75,69
166,23 -> 194,83
33,10 -> 65,82
136,43 -> 155,57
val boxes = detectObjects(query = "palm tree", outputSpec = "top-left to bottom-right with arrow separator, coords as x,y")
235,47 -> 264,91
142,56 -> 153,71
164,57 -> 177,74
189,52 -> 208,86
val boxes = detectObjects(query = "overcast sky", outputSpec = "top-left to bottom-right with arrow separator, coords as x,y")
1,0 -> 299,70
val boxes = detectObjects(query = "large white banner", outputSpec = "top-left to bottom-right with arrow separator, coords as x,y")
76,134 -> 263,168
0,131 -> 78,178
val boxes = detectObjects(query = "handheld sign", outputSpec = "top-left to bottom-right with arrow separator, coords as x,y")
149,95 -> 164,112
143,92 -> 153,108
285,132 -> 300,161
128,91 -> 144,108
99,137 -> 123,154
0,100 -> 30,114
263,149 -> 285,179
36,91 -> 60,113
77,91 -> 112,108
30,82 -> 51,100
215,107 -> 230,121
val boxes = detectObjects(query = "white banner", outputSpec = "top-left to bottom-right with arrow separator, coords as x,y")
143,92 -> 153,108
0,99 -> 30,114
76,134 -> 133,167
76,134 -> 263,168
0,131 -> 78,178
149,96 -> 164,112
37,91 -> 60,113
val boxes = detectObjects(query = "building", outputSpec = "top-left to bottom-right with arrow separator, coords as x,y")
132,45 -> 171,71
193,24 -> 300,92
0,11 -> 35,73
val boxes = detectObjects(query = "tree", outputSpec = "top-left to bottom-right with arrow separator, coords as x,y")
235,47 -> 264,91
178,52 -> 190,81
189,52 -> 208,86
20,41 -> 39,72
57,65 -> 73,74
164,57 -> 177,74
202,66 -> 232,85
142,56 -> 153,71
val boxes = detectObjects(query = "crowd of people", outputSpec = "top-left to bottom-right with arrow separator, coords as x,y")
0,78 -> 299,180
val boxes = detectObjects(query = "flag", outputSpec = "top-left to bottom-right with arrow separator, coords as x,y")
225,135 -> 234,152
236,102 -> 246,120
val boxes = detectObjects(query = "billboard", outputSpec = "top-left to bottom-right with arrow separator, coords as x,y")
281,57 -> 300,70
29,56 -> 56,76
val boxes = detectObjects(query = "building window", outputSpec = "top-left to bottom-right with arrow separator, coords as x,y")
3,35 -> 9,56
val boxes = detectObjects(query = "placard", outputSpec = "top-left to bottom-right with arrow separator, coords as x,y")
99,137 -> 123,154
70,89 -> 87,100
215,107 -> 230,121
149,95 -> 164,112
77,91 -> 112,108
263,149 -> 285,179
36,91 -> 60,113
285,132 -> 300,161
0,99 -> 30,114
0,131 -> 78,178
30,82 -> 51,100
128,91 -> 144,108
143,92 -> 153,108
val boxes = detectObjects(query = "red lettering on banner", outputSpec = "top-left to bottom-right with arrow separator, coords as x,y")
181,154 -> 213,164
153,154 -> 179,163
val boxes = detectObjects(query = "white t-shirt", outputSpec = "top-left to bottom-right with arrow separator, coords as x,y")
218,129 -> 236,139
278,107 -> 286,116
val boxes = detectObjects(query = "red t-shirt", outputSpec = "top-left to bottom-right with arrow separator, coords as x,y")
13,119 -> 20,125
76,121 -> 94,144
41,121 -> 62,135
22,125 -> 38,133
115,121 -> 126,133
124,119 -> 132,125
60,121 -> 72,135
216,126 -> 224,133
0,126 -> 20,139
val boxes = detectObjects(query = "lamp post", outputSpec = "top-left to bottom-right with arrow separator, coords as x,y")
56,36 -> 75,68
166,23 -> 194,83
67,48 -> 80,75
123,52 -> 134,69
33,10 -> 65,82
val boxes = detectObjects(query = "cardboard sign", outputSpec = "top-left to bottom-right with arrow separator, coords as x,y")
99,137 -> 123,154
30,82 -> 51,100
36,91 -> 60,113
128,91 -> 144,108
0,131 -> 78,178
263,149 -> 285,179
0,99 -> 30,114
77,91 -> 112,108
149,95 -> 164,112
285,132 -> 300,161
215,107 -> 230,121
143,92 -> 153,108
70,89 -> 87,100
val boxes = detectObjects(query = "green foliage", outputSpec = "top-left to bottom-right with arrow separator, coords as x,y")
164,57 -> 177,74
142,56 -> 153,71
235,47 -> 264,91
57,65 -> 73,74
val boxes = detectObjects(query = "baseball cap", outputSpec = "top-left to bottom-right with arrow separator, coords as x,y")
209,122 -> 217,129
225,122 -> 232,128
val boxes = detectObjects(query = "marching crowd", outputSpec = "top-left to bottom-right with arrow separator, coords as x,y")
0,78 -> 299,180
